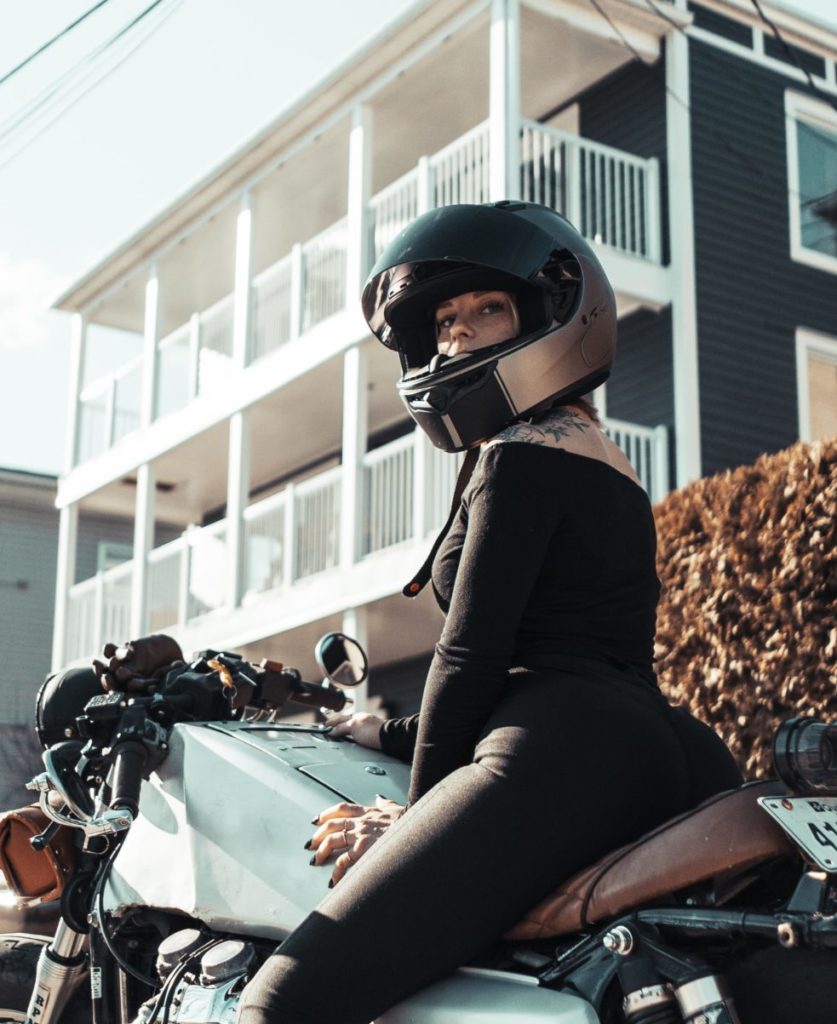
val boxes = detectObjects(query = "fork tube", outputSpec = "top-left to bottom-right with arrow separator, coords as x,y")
24,920 -> 87,1024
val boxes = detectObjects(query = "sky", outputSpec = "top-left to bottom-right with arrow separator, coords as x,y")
0,0 -> 835,476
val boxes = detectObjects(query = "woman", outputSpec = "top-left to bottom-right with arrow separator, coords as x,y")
238,202 -> 741,1024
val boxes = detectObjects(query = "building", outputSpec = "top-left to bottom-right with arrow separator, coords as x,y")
0,469 -> 137,806
50,0 -> 837,708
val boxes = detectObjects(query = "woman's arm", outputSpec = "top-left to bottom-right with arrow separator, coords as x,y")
408,443 -> 565,805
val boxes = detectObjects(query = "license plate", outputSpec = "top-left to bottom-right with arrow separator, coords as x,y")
758,796 -> 837,872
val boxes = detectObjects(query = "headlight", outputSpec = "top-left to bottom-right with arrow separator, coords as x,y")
773,717 -> 837,794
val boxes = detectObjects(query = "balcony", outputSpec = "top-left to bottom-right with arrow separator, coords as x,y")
63,419 -> 668,663
72,118 -> 663,469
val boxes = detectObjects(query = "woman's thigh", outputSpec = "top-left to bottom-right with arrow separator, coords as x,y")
239,671 -> 696,1024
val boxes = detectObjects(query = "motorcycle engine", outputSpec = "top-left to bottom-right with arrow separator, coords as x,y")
133,930 -> 255,1024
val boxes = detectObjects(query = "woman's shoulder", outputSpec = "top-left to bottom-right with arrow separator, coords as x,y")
483,407 -> 642,488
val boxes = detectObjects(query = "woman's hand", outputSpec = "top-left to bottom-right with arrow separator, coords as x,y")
308,796 -> 404,886
324,711 -> 384,750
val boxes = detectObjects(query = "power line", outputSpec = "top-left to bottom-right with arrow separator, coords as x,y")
0,0 -> 182,170
0,0 -> 112,89
748,0 -> 837,114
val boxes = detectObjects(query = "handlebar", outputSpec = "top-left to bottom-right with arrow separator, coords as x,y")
287,680 -> 348,713
109,740 -> 147,817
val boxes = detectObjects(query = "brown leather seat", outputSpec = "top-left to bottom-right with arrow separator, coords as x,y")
506,780 -> 795,941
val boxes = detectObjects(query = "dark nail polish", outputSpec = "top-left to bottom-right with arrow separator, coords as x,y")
328,879 -> 334,888
309,855 -> 317,866
303,840 -> 312,850
310,817 -> 319,825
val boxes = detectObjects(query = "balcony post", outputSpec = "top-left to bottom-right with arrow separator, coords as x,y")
652,425 -> 670,504
346,103 -> 374,296
645,157 -> 662,264
104,376 -> 117,448
413,428 -> 427,541
666,7 -> 702,485
416,155 -> 434,215
342,606 -> 368,713
51,504 -> 79,670
66,314 -> 86,470
93,571 -> 106,657
129,463 -> 155,636
187,313 -> 201,401
488,0 -> 521,201
226,411 -> 251,610
283,484 -> 296,585
177,530 -> 193,626
233,191 -> 253,369
289,243 -> 304,340
140,267 -> 160,429
340,344 -> 369,571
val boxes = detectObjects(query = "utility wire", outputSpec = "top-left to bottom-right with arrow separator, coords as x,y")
0,0 -> 181,170
0,0 -> 112,88
748,0 -> 837,114
630,0 -> 834,203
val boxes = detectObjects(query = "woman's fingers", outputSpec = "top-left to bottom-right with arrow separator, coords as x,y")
311,800 -> 365,826
330,832 -> 383,885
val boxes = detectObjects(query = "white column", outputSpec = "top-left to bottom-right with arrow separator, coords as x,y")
489,0 -> 521,201
129,463 -> 155,637
65,314 -> 86,470
140,267 -> 160,428
339,344 -> 369,571
51,504 -> 79,670
233,191 -> 253,369
666,24 -> 702,487
416,155 -> 433,215
226,411 -> 251,609
342,605 -> 368,713
289,243 -> 304,339
345,104 -> 374,301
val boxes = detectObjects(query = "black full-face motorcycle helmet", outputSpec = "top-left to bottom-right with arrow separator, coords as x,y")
361,201 -> 616,453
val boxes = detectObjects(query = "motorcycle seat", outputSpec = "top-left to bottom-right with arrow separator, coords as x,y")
506,780 -> 795,941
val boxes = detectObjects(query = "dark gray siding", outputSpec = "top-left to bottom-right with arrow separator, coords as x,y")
576,57 -> 670,265
689,39 -> 837,475
0,498 -> 59,723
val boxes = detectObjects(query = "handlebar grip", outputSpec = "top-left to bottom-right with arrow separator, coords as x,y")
289,682 -> 347,713
110,741 -> 147,817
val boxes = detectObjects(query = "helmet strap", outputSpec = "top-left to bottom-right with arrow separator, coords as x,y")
402,447 -> 480,598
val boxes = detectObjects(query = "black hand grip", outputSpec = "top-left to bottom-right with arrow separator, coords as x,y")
289,681 -> 347,713
110,741 -> 147,817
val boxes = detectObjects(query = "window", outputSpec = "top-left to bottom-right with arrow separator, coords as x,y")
786,92 -> 837,273
796,329 -> 837,441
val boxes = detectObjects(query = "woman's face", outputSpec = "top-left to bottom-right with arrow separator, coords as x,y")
434,290 -> 519,357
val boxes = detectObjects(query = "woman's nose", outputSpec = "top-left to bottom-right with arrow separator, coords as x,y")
450,318 -> 475,341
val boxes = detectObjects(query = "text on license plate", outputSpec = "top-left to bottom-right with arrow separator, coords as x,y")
758,796 -> 837,873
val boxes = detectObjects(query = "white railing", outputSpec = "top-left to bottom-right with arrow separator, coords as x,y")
362,434 -> 415,556
155,322 -> 192,420
76,357 -> 142,464
431,121 -> 491,207
369,168 -> 419,262
520,119 -> 661,262
146,521 -> 228,633
65,561 -> 133,663
197,295 -> 235,396
64,420 -> 669,658
294,467 -> 342,580
251,253 -> 294,361
606,419 -> 669,504
302,219 -> 347,333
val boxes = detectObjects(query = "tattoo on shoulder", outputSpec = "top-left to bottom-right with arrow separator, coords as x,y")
492,407 -> 590,447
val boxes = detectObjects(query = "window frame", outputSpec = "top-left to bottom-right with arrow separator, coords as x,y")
785,90 -> 837,275
795,326 -> 837,441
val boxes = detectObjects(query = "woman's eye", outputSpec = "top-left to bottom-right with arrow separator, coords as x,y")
480,301 -> 505,314
436,316 -> 454,331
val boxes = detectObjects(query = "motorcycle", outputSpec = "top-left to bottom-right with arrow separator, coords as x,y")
1,632 -> 836,1024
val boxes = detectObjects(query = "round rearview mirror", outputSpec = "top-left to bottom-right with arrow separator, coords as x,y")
314,633 -> 368,687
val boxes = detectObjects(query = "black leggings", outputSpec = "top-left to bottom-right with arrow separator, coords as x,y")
237,660 -> 741,1024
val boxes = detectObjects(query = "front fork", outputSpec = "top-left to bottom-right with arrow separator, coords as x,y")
24,920 -> 87,1024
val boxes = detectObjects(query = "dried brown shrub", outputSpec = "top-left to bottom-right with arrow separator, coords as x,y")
654,437 -> 837,779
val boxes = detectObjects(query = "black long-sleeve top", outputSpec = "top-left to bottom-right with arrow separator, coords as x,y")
380,440 -> 660,805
